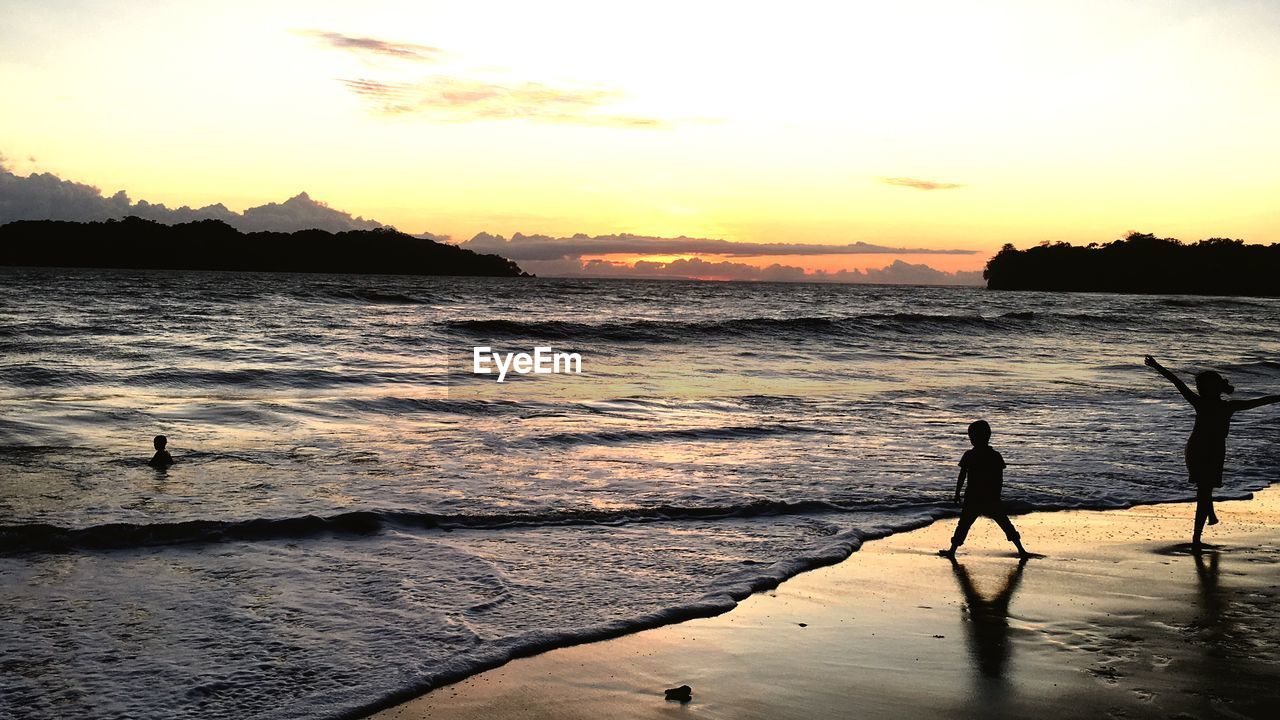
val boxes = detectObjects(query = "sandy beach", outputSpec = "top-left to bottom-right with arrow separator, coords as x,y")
371,488 -> 1280,720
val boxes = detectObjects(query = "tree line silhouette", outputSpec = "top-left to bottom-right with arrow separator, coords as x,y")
984,232 -> 1280,296
0,217 -> 529,277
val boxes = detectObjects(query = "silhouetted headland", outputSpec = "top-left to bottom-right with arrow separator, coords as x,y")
0,217 -> 530,277
985,232 -> 1280,296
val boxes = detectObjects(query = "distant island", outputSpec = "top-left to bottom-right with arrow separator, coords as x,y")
985,232 -> 1280,296
0,217 -> 528,277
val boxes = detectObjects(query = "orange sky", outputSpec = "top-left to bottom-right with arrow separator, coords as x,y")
3,0 -> 1279,277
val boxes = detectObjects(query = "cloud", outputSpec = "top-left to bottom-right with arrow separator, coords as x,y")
300,30 -> 443,62
341,75 -> 663,126
306,30 -> 664,126
340,79 -> 419,113
458,232 -> 977,261
234,192 -> 386,233
522,256 -> 982,286
0,167 -> 391,233
880,177 -> 964,191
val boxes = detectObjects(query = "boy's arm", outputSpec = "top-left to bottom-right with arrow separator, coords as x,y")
1144,356 -> 1199,406
954,468 -> 966,505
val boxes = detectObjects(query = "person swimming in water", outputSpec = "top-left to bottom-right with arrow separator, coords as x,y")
148,434 -> 174,469
1145,356 -> 1280,551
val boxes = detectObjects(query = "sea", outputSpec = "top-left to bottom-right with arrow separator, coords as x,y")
2,268 -> 1278,719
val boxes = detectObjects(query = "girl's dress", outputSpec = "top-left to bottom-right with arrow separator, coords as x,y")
1185,400 -> 1231,488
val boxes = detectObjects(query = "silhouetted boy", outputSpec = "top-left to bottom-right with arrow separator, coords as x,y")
149,434 -> 174,469
940,420 -> 1029,558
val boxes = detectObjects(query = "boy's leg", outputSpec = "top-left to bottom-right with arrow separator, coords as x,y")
990,508 -> 1029,556
949,506 -> 980,551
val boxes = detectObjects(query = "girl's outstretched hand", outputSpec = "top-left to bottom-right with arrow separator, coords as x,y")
1144,355 -> 1159,368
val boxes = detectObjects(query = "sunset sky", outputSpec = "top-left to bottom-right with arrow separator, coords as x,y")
4,0 -> 1280,278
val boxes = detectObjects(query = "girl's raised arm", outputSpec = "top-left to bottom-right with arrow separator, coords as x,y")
1229,394 -> 1280,412
1145,356 -> 1199,406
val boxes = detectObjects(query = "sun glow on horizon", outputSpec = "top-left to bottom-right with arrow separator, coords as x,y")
581,252 -> 986,275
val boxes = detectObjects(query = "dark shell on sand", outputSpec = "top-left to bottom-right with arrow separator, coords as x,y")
664,685 -> 693,702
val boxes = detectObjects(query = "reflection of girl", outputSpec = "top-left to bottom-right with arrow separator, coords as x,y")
1145,356 -> 1280,551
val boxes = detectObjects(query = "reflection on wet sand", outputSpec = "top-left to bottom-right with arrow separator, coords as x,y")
950,557 -> 1027,686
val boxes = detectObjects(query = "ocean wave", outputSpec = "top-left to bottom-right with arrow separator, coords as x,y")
332,396 -> 533,416
0,364 -> 106,388
295,288 -> 434,305
984,310 -> 1230,335
0,320 -> 148,338
444,313 -> 1036,343
2,480 -> 1192,557
1217,359 -> 1280,375
531,423 -> 827,446
127,367 -> 443,389
1159,297 -> 1269,308
441,310 -> 1228,343
0,497 -> 931,555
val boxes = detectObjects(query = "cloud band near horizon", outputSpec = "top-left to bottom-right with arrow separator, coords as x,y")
519,256 -> 984,285
458,232 -> 977,261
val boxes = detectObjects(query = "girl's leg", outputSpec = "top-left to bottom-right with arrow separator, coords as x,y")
1193,485 -> 1211,550
1207,460 -> 1222,525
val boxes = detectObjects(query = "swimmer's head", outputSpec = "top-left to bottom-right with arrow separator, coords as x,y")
153,434 -> 168,451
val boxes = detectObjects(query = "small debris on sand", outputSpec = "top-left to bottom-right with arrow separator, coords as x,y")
664,685 -> 692,703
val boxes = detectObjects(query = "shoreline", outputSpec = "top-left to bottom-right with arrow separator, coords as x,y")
365,486 -> 1280,720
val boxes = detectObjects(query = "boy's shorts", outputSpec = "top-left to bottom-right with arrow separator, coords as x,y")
952,501 -> 1020,545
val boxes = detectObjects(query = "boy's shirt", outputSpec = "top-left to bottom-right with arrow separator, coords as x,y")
960,445 -> 1005,503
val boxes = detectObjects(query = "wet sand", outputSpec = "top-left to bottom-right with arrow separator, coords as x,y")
370,488 -> 1280,719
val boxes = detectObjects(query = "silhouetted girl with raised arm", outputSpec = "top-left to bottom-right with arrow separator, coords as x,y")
1145,356 -> 1280,551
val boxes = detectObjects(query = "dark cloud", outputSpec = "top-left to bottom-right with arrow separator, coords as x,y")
0,167 -> 389,233
341,75 -> 663,126
881,177 -> 964,191
521,256 -> 982,286
458,232 -> 977,261
301,30 -> 443,62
